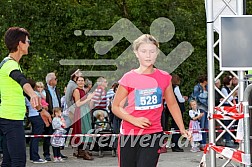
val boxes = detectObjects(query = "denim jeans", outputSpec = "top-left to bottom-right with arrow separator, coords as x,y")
223,120 -> 232,141
198,106 -> 208,146
0,118 -> 26,167
29,115 -> 44,161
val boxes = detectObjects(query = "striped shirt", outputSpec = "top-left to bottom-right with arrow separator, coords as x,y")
91,86 -> 107,109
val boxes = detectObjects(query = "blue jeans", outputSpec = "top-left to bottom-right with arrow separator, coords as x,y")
0,118 -> 26,167
29,115 -> 44,161
199,110 -> 208,146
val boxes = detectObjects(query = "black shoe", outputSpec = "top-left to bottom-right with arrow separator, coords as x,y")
61,154 -> 68,160
44,155 -> 51,161
172,147 -> 184,152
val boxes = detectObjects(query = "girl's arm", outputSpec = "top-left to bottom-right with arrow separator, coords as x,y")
189,110 -> 204,121
164,84 -> 189,137
40,90 -> 46,99
112,85 -> 151,129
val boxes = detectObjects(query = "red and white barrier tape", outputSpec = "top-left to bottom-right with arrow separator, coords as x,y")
211,105 -> 249,120
25,129 -> 237,138
199,144 -> 251,167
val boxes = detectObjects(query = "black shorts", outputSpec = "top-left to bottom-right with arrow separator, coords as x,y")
118,132 -> 165,167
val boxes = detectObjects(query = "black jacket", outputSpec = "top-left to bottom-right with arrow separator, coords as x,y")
44,85 -> 61,115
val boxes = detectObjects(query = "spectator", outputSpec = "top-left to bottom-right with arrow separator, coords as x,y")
34,81 -> 48,110
90,77 -> 108,110
26,79 -> 47,164
61,86 -> 67,115
106,82 -> 119,123
106,82 -> 118,106
65,68 -> 82,109
0,27 -> 50,166
231,76 -> 238,104
84,78 -> 93,94
60,85 -> 71,151
215,79 -> 223,106
43,72 -> 65,161
170,74 -> 187,152
191,74 -> 208,151
94,111 -> 108,129
221,76 -> 237,147
51,107 -> 66,163
72,76 -> 94,160
188,100 -> 203,152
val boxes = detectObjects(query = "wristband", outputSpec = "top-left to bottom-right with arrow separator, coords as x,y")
37,107 -> 44,113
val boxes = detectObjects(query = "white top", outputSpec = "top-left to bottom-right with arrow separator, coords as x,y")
189,109 -> 201,119
174,86 -> 185,103
221,87 -> 233,103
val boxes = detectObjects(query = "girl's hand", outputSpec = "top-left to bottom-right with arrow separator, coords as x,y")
131,117 -> 151,129
181,129 -> 192,141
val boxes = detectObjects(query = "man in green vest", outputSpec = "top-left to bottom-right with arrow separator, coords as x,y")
0,27 -> 51,166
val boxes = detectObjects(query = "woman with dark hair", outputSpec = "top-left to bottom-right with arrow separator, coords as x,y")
221,76 -> 237,147
72,76 -> 95,160
170,74 -> 188,152
0,27 -> 50,166
191,74 -> 208,151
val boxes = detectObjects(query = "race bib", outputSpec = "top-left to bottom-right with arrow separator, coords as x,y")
135,87 -> 162,110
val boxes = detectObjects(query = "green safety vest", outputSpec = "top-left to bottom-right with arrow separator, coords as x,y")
0,57 -> 25,120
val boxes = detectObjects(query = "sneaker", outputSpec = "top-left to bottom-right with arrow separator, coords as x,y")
44,155 -> 51,161
33,159 -> 47,164
195,147 -> 201,152
58,157 -> 65,162
53,158 -> 59,163
60,154 -> 68,160
190,147 -> 197,153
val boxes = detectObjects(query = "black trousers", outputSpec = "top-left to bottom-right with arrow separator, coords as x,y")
43,124 -> 53,157
52,147 -> 61,158
119,132 -> 163,167
162,104 -> 183,149
0,118 -> 26,167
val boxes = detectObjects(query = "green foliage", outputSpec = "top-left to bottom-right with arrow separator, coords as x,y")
0,0 -> 251,127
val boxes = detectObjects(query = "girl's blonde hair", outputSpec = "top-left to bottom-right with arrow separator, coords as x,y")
35,82 -> 44,89
189,100 -> 197,108
52,107 -> 62,118
132,34 -> 159,51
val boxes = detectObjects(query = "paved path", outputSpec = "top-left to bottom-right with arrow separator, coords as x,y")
25,146 -> 239,167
